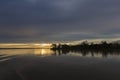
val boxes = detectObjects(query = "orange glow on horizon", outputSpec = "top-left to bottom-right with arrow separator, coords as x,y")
0,43 -> 52,49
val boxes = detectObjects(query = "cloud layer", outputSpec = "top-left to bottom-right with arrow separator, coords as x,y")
0,0 -> 120,42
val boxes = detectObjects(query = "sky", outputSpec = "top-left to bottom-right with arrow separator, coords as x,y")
0,0 -> 120,43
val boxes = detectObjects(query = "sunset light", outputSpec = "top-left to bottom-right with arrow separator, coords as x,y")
34,49 -> 54,56
1,0 -> 120,80
0,43 -> 52,49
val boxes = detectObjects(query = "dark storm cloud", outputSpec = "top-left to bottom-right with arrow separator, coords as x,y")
0,0 -> 120,42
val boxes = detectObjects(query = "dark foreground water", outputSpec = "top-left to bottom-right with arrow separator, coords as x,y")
0,49 -> 120,80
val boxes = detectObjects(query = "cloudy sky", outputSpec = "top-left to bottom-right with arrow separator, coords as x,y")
0,0 -> 120,43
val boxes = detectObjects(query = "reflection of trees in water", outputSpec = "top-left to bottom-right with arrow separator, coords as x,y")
52,49 -> 120,58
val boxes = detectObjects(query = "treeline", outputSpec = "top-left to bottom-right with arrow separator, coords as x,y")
52,41 -> 120,51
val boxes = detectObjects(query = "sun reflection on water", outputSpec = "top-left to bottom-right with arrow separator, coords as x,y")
34,49 -> 54,56
0,49 -> 54,57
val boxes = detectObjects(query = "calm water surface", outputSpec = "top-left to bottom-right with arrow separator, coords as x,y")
0,49 -> 120,80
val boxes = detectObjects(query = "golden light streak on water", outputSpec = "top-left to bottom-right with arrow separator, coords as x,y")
34,49 -> 54,56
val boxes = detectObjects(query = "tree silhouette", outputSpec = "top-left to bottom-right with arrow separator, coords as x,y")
51,41 -> 120,55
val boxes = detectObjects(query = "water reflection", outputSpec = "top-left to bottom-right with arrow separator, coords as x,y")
0,49 -> 54,56
53,49 -> 120,58
0,49 -> 34,56
0,49 -> 120,58
34,49 -> 54,56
